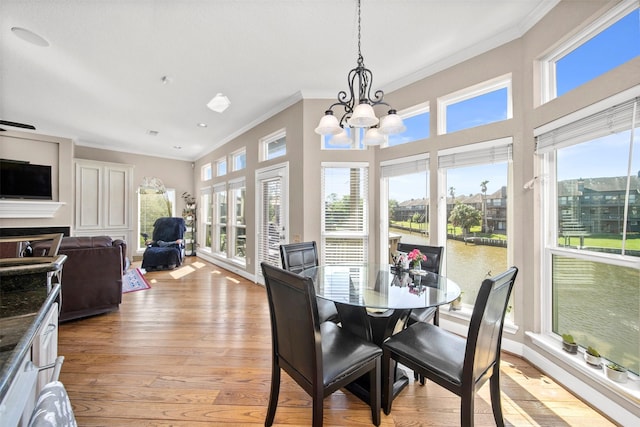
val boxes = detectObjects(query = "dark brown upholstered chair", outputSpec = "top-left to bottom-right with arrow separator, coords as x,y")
261,262 -> 382,427
396,243 -> 444,326
279,241 -> 339,324
381,267 -> 518,426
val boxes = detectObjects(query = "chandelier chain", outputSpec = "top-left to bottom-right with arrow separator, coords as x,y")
357,0 -> 362,62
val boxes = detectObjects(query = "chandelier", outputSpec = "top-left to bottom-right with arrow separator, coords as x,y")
315,0 -> 405,146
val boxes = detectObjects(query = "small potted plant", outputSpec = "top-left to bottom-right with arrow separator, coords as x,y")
584,346 -> 601,367
562,334 -> 578,354
605,362 -> 628,383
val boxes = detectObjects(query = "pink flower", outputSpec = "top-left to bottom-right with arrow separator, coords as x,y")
407,249 -> 426,263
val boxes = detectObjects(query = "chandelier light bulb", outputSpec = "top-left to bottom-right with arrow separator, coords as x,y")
379,110 -> 406,135
315,111 -> 343,135
348,103 -> 379,128
363,127 -> 385,146
328,128 -> 352,146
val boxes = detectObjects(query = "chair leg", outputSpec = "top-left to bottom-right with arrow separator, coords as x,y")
265,365 -> 280,426
381,350 -> 394,415
460,386 -> 475,427
369,358 -> 381,426
312,395 -> 323,427
490,372 -> 505,427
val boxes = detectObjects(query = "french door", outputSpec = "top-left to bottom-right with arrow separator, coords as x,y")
255,163 -> 288,282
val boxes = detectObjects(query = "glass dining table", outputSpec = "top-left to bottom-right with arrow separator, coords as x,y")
300,263 -> 461,402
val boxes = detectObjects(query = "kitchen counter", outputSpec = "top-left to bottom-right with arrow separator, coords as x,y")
0,255 -> 66,400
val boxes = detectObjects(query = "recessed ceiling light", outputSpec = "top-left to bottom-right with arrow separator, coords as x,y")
197,123 -> 208,128
11,27 -> 50,47
207,93 -> 231,113
147,130 -> 159,136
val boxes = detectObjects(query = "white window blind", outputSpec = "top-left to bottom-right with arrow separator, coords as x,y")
381,156 -> 428,178
536,98 -> 639,153
228,178 -> 245,191
321,165 -> 369,264
438,140 -> 512,169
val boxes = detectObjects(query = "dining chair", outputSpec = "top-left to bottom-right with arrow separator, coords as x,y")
396,243 -> 444,326
279,241 -> 340,323
381,266 -> 518,427
261,262 -> 382,427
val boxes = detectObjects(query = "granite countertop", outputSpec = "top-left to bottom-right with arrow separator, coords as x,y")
0,256 -> 66,400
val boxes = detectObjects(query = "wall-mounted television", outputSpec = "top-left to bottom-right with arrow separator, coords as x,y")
0,159 -> 53,200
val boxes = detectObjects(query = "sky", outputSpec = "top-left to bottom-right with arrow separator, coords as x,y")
386,8 -> 639,204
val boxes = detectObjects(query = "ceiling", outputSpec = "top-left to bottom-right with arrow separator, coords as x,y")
0,0 -> 559,161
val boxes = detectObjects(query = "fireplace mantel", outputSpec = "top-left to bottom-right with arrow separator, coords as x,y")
0,200 -> 65,218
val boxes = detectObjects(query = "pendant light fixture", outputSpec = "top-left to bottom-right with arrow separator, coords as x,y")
315,0 -> 405,145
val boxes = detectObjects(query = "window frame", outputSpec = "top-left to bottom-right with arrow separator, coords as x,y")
320,162 -> 370,265
539,0 -> 639,104
228,178 -> 247,264
201,163 -> 212,181
382,102 -> 430,148
137,187 -> 176,252
212,183 -> 227,255
231,148 -> 246,172
437,74 -> 512,135
259,128 -> 287,161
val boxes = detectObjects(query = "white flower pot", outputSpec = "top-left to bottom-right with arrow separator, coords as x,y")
584,352 -> 601,367
605,365 -> 628,383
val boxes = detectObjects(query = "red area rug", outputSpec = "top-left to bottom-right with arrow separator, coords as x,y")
122,267 -> 151,293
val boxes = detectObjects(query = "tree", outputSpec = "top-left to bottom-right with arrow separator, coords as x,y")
449,202 -> 482,237
480,180 -> 489,233
388,199 -> 399,222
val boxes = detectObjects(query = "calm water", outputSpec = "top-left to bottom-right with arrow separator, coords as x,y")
392,229 -> 639,373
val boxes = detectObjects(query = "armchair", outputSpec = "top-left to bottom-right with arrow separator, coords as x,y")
141,217 -> 186,271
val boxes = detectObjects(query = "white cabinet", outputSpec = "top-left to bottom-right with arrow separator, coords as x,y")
74,159 -> 134,244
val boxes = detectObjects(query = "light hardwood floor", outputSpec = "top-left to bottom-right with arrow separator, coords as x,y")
58,257 -> 617,426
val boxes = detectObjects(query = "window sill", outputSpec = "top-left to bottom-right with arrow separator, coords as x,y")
440,304 -> 519,335
526,331 -> 640,403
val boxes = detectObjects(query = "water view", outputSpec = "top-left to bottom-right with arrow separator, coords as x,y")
391,227 -> 639,374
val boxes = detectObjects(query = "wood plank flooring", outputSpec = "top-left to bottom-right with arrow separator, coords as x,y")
57,257 -> 616,426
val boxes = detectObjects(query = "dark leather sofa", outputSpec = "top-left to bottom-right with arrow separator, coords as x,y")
31,236 -> 126,322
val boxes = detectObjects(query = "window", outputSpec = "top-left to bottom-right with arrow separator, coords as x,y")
437,74 -> 512,135
138,188 -> 176,251
232,148 -> 246,171
385,103 -> 430,147
380,155 -> 429,262
202,163 -> 212,181
216,158 -> 227,177
321,163 -> 369,264
213,184 -> 227,255
438,139 -> 512,311
260,129 -> 286,161
541,1 -> 640,103
200,189 -> 212,250
536,93 -> 640,375
229,179 -> 246,262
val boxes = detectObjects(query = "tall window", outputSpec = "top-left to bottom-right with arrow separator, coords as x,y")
536,94 -> 640,374
138,188 -> 175,251
438,74 -> 512,135
381,156 -> 429,262
200,189 -> 212,250
321,163 -> 369,264
438,140 -> 512,310
541,1 -> 640,103
229,179 -> 246,262
260,129 -> 286,161
213,184 -> 227,255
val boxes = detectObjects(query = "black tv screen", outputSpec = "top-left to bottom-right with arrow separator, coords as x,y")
0,159 -> 53,200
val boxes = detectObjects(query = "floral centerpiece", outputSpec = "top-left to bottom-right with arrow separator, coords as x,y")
407,249 -> 427,270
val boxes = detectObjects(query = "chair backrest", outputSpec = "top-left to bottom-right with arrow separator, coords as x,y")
396,243 -> 443,274
279,241 -> 319,274
261,262 -> 321,393
152,217 -> 186,242
463,266 -> 518,386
